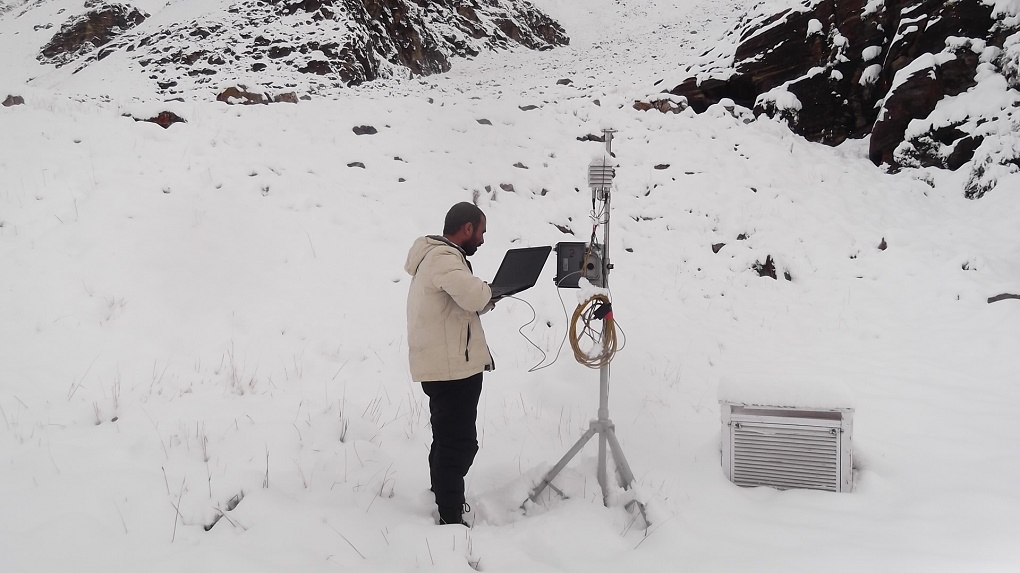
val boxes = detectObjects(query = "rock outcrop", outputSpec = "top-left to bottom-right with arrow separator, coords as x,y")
36,0 -> 567,99
666,0 -> 1020,197
39,2 -> 147,67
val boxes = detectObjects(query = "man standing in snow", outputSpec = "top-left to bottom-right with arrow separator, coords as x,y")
404,202 -> 495,526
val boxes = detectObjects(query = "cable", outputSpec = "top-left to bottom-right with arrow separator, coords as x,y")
500,294 -> 552,373
561,189 -> 620,369
568,293 -> 619,368
505,270 -> 583,373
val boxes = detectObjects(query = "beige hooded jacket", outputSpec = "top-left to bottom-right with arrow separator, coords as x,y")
404,235 -> 494,382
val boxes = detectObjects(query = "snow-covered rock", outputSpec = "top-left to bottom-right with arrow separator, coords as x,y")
664,0 -> 1020,197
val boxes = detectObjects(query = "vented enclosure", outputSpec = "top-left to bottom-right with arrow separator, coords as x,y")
721,402 -> 853,493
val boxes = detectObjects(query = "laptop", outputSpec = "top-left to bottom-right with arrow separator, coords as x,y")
488,246 -> 552,300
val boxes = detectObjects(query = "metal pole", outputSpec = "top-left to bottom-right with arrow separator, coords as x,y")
523,128 -> 648,526
596,128 -> 614,502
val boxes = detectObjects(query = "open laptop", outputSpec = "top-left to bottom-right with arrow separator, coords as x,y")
489,246 -> 552,300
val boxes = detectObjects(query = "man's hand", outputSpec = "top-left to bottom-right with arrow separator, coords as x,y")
481,299 -> 498,314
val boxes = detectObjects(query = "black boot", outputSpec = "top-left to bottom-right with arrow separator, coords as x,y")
438,503 -> 471,527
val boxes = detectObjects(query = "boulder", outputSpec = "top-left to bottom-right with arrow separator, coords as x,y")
216,86 -> 270,105
3,95 -> 25,107
136,111 -> 186,128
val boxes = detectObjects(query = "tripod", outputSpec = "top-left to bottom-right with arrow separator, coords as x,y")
523,130 -> 648,526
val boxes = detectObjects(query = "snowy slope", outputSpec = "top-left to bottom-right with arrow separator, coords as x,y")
2,0 -> 1020,572
1,0 -> 566,99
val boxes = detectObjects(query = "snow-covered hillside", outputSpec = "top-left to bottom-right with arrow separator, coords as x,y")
2,0 -> 1019,572
1,0 -> 566,99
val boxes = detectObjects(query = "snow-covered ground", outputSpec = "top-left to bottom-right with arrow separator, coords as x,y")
2,0 -> 1019,571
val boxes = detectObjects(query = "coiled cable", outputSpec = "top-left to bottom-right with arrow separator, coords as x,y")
569,293 -> 618,368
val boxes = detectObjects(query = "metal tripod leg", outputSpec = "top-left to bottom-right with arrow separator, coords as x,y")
598,430 -> 608,501
523,419 -> 649,526
605,426 -> 650,526
524,424 -> 598,505
604,426 -> 636,488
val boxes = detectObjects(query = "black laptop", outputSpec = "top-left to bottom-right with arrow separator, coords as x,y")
489,246 -> 552,300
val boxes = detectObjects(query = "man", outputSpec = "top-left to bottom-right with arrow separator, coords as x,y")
404,202 -> 495,526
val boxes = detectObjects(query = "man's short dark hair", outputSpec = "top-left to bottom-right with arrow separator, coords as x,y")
444,202 -> 485,235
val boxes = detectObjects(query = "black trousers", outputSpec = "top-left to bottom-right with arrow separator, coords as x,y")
422,373 -> 483,511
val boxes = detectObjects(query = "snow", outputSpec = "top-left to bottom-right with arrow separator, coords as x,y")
860,63 -> 883,85
2,0 -> 1020,572
862,45 -> 883,61
989,0 -> 1020,17
756,85 -> 803,112
718,374 -> 856,410
862,0 -> 885,17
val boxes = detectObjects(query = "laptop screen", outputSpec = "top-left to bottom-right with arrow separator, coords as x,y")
491,246 -> 552,292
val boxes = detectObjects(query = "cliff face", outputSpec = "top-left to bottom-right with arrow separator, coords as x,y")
28,0 -> 567,97
667,0 -> 1020,197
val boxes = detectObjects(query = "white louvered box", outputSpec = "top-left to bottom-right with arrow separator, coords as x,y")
721,402 -> 854,493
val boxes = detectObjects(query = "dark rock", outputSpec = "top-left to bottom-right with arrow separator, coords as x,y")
136,111 -> 186,128
752,255 -> 777,279
519,104 -> 539,111
352,125 -> 378,135
869,63 -> 946,165
671,75 -> 756,114
878,238 -> 888,251
577,134 -> 606,143
556,78 -> 572,85
988,293 -> 1020,303
267,45 -> 293,59
347,162 -> 366,168
897,122 -> 985,170
39,3 -> 148,66
712,243 -> 726,253
499,183 -> 515,192
513,162 -> 528,169
299,60 -> 333,75
476,118 -> 492,125
2,95 -> 25,107
947,135 -> 983,171
654,164 -> 670,170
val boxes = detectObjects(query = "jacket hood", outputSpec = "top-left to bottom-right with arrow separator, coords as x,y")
404,235 -> 464,276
